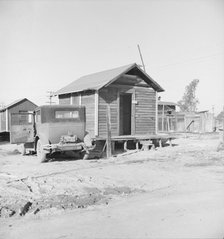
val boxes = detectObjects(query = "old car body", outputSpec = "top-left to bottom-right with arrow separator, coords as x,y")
10,105 -> 92,162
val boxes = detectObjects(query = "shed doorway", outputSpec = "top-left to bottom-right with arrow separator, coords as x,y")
119,93 -> 132,135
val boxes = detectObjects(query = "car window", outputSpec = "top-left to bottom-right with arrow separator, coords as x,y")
55,110 -> 79,119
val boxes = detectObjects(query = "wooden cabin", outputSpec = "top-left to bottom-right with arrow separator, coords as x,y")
56,63 -> 164,138
0,98 -> 37,139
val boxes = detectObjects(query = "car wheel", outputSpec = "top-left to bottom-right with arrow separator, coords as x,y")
36,139 -> 48,163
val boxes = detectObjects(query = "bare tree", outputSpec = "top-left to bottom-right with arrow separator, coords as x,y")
178,79 -> 199,112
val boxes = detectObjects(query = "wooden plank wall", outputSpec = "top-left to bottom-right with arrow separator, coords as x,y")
58,92 -> 95,136
81,92 -> 95,137
8,100 -> 37,131
0,111 -> 6,132
71,93 -> 80,106
58,86 -> 157,137
135,87 -> 156,135
98,86 -> 156,137
59,94 -> 70,105
9,101 -> 37,114
98,88 -> 118,137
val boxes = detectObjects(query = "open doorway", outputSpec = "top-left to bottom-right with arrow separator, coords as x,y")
119,93 -> 132,135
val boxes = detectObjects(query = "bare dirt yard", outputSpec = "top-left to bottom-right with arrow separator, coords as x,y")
0,133 -> 224,239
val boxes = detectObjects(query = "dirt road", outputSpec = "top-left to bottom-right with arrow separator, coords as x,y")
0,133 -> 224,238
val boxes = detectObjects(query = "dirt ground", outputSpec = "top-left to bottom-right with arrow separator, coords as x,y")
0,133 -> 224,238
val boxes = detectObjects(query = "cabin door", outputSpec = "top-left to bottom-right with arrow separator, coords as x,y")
119,93 -> 132,135
10,112 -> 34,144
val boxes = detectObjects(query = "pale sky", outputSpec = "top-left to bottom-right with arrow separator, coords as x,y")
0,0 -> 223,114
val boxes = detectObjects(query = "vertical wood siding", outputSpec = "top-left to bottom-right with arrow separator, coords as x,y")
135,87 -> 156,134
58,86 -> 156,137
59,94 -> 70,105
81,92 -> 95,137
98,88 -> 118,137
98,86 -> 156,137
8,101 -> 37,114
58,92 -> 96,137
0,100 -> 37,132
0,111 -> 6,132
72,93 -> 80,106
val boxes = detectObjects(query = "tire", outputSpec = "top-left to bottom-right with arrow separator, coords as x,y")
36,139 -> 48,163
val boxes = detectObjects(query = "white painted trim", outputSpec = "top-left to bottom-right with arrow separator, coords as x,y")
6,109 -> 9,132
70,94 -> 73,105
155,91 -> 158,134
79,93 -> 82,106
94,90 -> 99,136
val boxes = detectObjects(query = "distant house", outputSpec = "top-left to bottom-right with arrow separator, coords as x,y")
157,100 -> 215,133
56,63 -> 164,138
158,100 -> 177,132
0,98 -> 37,138
216,110 -> 224,130
176,110 -> 215,133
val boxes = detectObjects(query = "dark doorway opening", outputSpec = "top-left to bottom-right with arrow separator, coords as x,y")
119,93 -> 132,135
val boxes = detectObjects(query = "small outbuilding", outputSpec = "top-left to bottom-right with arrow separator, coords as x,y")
0,98 -> 37,139
56,63 -> 164,138
158,100 -> 177,132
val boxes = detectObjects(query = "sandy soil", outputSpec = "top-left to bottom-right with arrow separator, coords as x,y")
0,133 -> 224,238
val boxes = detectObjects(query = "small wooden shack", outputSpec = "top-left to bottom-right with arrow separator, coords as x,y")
0,98 -> 37,137
176,111 -> 215,133
56,63 -> 164,138
158,101 -> 177,132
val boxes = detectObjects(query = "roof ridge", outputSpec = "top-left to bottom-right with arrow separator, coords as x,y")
76,63 -> 136,80
56,63 -> 164,95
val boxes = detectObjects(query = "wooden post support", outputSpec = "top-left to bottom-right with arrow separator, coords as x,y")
159,139 -> 162,148
106,104 -> 112,158
124,141 -> 128,151
167,116 -> 170,132
169,138 -> 173,147
135,141 -> 139,150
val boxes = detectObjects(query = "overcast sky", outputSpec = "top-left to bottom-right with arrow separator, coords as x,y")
0,0 -> 223,114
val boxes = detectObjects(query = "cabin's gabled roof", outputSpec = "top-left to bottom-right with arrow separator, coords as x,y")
56,63 -> 164,95
0,98 -> 37,112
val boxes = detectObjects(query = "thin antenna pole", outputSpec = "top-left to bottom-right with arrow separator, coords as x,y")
137,44 -> 146,72
46,91 -> 55,105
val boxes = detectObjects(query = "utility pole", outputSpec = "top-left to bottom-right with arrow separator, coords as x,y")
46,91 -> 56,105
137,44 -> 146,72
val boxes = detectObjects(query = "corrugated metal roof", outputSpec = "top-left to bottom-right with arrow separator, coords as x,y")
56,63 -> 164,95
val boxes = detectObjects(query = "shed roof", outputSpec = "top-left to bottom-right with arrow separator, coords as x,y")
0,98 -> 37,112
56,63 -> 164,95
158,101 -> 177,106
